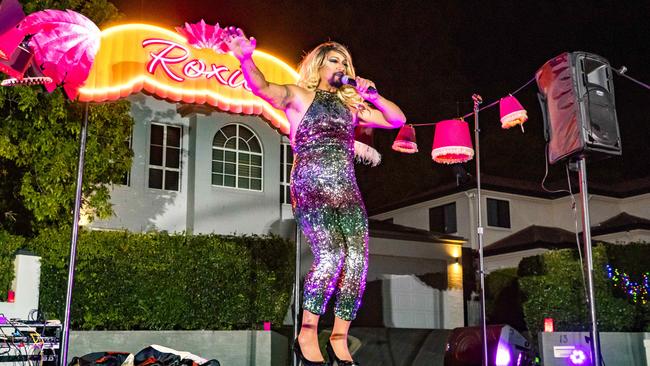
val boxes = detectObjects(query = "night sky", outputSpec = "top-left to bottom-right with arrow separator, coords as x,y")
110,0 -> 650,211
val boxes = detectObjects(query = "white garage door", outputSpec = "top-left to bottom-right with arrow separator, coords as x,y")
380,274 -> 442,329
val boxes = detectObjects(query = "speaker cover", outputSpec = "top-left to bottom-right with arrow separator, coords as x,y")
536,52 -> 621,164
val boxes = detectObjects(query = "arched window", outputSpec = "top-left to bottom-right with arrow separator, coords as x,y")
212,124 -> 263,191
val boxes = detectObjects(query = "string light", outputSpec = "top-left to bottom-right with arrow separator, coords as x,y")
409,77 -> 536,128
605,264 -> 649,304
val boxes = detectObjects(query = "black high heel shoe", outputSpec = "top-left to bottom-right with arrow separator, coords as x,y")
293,338 -> 330,366
326,340 -> 360,366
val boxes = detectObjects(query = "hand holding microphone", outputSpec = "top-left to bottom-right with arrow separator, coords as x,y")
339,74 -> 379,101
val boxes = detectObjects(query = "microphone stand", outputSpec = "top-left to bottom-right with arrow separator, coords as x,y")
472,94 -> 489,366
292,224 -> 301,366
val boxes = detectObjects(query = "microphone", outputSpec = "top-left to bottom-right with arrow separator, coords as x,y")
340,74 -> 377,94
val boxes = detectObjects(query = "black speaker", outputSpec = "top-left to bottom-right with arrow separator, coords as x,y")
444,324 -> 534,366
536,52 -> 622,165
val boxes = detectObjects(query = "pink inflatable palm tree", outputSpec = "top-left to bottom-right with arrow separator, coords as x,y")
0,0 -> 100,99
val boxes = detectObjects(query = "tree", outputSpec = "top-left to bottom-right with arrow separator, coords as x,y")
0,0 -> 133,235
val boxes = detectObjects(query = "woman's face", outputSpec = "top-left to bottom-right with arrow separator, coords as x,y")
319,50 -> 349,87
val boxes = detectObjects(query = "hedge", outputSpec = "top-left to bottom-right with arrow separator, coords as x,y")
485,267 -> 527,331
0,231 -> 25,301
517,244 -> 648,338
603,242 -> 650,331
484,242 -> 650,351
1,228 -> 294,330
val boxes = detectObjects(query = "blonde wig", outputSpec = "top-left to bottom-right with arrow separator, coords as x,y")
297,42 -> 366,111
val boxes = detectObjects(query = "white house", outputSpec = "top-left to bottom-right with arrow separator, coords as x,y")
368,174 -> 650,273
90,93 -> 467,329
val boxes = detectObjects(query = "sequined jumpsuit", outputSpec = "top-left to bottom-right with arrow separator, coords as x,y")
291,89 -> 369,321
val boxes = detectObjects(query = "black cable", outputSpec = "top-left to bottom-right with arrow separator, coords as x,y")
562,166 -> 607,366
0,323 -> 11,356
538,153 -> 603,364
0,325 -> 25,366
540,145 -> 571,195
565,164 -> 589,304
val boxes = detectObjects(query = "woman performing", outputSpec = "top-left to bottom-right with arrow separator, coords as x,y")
226,28 -> 406,366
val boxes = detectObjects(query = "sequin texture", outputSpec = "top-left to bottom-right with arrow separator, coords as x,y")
291,89 -> 369,321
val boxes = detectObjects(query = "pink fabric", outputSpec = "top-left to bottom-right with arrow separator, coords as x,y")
0,26 -> 24,60
431,119 -> 474,164
0,42 -> 32,79
536,52 -> 582,164
0,0 -> 25,35
18,9 -> 100,99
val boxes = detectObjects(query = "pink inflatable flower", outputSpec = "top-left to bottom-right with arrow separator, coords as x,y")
175,20 -> 229,54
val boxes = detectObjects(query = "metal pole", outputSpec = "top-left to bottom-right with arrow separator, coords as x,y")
577,157 -> 602,366
472,94 -> 489,366
293,223 -> 302,366
60,102 -> 89,366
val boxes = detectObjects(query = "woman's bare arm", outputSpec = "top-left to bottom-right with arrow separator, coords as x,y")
224,27 -> 303,111
353,77 -> 406,129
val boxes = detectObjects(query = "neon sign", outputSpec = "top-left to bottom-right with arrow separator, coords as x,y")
78,24 -> 298,134
142,38 -> 251,90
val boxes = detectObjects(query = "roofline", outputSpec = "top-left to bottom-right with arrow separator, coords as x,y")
484,219 -> 650,257
484,241 -> 574,256
591,223 -> 650,236
370,228 -> 465,245
369,176 -> 650,216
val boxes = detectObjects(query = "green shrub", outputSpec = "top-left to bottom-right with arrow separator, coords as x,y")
486,268 -> 527,331
518,244 -> 638,339
486,268 -> 518,315
26,228 -> 294,330
0,230 -> 26,300
604,242 -> 650,331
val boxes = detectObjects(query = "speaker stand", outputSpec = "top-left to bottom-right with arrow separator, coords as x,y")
292,223 -> 302,366
60,102 -> 89,366
575,157 -> 602,366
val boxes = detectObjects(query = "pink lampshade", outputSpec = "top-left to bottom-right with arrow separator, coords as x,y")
431,119 -> 474,164
0,42 -> 32,79
392,124 -> 418,153
499,95 -> 528,130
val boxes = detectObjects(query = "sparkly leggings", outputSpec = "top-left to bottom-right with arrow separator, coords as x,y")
293,203 -> 368,321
